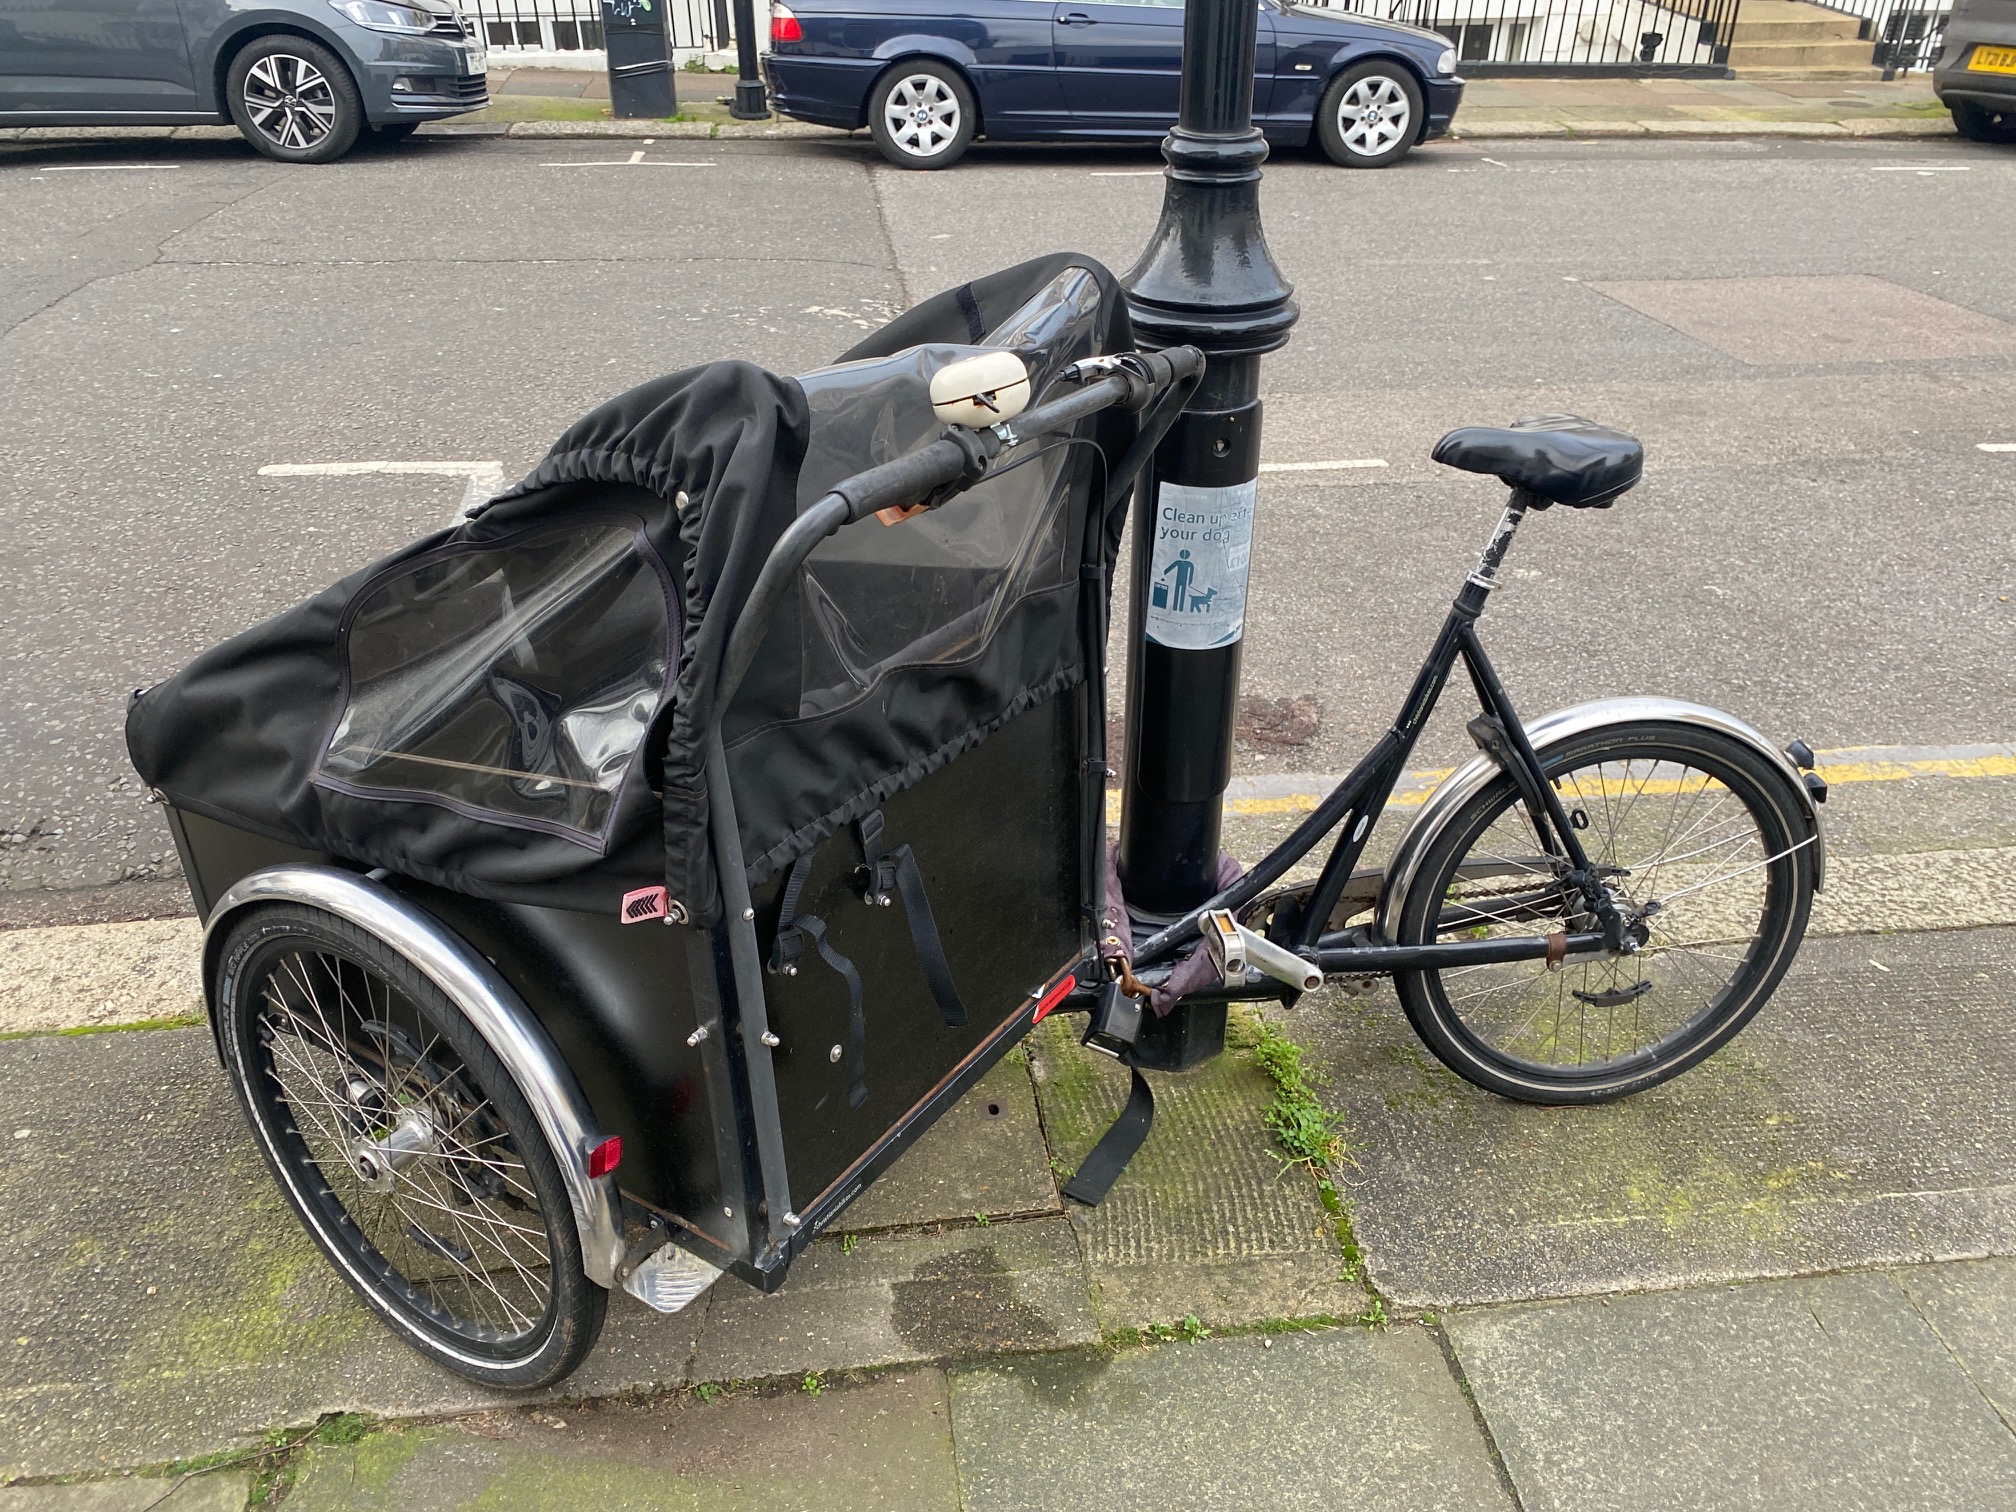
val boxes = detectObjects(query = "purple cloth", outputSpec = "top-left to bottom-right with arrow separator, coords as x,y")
1100,845 -> 1242,1016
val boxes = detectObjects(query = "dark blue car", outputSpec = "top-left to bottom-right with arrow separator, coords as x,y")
765,0 -> 1462,170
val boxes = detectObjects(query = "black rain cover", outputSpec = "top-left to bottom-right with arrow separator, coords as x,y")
128,254 -> 1137,922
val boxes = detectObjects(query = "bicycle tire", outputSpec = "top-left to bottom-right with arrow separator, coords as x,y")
1393,721 -> 1815,1104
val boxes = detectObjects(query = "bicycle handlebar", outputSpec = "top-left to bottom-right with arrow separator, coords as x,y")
700,345 -> 1203,738
826,346 -> 1204,525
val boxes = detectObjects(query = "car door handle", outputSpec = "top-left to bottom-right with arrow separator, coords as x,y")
1058,11 -> 1097,25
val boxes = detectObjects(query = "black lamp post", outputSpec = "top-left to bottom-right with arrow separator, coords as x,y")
728,0 -> 769,119
1117,0 -> 1297,916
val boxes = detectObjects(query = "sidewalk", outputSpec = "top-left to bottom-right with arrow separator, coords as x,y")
6,751 -> 2016,1505
1453,72 -> 1951,138
462,66 -> 1958,142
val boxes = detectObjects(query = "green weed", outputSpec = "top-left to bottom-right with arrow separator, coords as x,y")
1249,1020 -> 1347,1170
802,1371 -> 824,1397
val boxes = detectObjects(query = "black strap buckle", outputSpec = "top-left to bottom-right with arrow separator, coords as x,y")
854,809 -> 967,1030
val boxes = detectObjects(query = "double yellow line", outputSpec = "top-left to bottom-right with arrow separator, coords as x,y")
1103,744 -> 2016,825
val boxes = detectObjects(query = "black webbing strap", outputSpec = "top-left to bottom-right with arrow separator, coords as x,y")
856,810 -> 968,1029
769,853 -> 869,1108
1061,1067 -> 1155,1207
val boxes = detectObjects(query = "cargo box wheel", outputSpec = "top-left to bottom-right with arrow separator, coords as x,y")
215,903 -> 606,1389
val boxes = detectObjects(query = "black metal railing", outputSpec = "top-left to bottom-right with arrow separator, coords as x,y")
465,0 -> 727,54
1803,0 -> 1952,74
1301,0 -> 1739,72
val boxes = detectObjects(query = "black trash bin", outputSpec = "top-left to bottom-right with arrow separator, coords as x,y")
601,0 -> 675,118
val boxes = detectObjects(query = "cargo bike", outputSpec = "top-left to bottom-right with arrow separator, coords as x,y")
128,256 -> 1825,1389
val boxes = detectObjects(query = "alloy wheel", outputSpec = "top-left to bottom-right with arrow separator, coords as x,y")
1338,75 -> 1411,158
883,74 -> 962,159
243,53 -> 339,152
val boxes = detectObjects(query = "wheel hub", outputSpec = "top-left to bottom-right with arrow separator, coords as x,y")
348,1105 -> 438,1194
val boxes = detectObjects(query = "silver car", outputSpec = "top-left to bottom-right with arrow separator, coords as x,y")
1934,0 -> 2016,142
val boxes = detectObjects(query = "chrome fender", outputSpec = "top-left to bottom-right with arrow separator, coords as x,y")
202,865 -> 626,1289
1373,697 -> 1825,944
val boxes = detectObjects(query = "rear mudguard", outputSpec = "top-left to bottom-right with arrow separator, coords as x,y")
1373,697 -> 1825,944
202,865 -> 629,1290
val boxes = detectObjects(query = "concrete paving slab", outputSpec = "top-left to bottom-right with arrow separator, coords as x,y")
0,1029 -> 704,1481
1447,1271 -> 2016,1511
0,918 -> 201,1034
1895,1257 -> 2016,1429
1294,927 -> 2016,1309
838,1054 -> 1059,1230
0,1475 -> 250,1510
687,1218 -> 1095,1384
1026,1016 -> 1364,1331
949,1327 -> 1512,1512
280,1374 -> 959,1511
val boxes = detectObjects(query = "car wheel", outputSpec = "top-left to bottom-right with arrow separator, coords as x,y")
1951,100 -> 2016,144
869,61 -> 977,170
1316,61 -> 1424,169
227,35 -> 364,164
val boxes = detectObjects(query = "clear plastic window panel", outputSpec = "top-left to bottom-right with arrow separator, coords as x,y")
321,523 -> 674,841
788,268 -> 1104,719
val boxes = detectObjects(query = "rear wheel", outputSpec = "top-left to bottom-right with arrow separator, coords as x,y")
1393,723 -> 1815,1103
1951,100 -> 2016,144
1316,61 -> 1423,169
868,61 -> 977,169
215,904 -> 605,1388
227,35 -> 364,164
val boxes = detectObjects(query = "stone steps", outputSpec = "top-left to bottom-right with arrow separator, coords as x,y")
1729,0 -> 1883,77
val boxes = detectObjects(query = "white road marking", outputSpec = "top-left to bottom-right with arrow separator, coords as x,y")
1259,459 -> 1389,473
259,459 -> 507,518
1870,165 -> 1971,173
1481,157 -> 1511,169
1979,443 -> 2016,453
36,164 -> 181,172
539,158 -> 714,168
1090,169 -> 1161,177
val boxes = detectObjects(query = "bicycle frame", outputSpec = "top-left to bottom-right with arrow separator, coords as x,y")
1125,490 -> 1617,992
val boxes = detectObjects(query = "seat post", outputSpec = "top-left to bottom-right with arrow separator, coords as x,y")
1465,487 -> 1539,599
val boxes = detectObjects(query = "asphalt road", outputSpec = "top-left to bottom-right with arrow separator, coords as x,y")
1,129 -> 2011,903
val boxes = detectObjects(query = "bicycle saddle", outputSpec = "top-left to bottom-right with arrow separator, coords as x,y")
1431,414 -> 1643,509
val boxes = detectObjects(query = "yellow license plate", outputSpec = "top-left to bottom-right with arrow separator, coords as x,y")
1971,43 -> 2016,74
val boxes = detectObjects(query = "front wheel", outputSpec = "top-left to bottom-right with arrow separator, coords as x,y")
1951,100 -> 2016,144
868,61 -> 977,169
1393,722 -> 1815,1103
227,35 -> 365,163
1316,62 -> 1424,169
215,904 -> 606,1388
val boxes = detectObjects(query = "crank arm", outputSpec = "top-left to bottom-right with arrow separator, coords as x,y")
1201,910 -> 1323,992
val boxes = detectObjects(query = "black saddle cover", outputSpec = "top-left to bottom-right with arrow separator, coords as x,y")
1432,413 -> 1643,508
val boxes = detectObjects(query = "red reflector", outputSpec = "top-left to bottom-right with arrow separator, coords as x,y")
587,1136 -> 623,1179
771,5 -> 802,42
1032,976 -> 1075,1024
